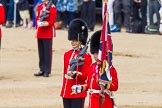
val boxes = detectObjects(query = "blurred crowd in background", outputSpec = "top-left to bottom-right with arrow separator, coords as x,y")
0,0 -> 161,35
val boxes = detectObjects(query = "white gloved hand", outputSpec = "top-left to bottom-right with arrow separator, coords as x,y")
71,85 -> 82,94
38,21 -> 44,27
98,79 -> 111,89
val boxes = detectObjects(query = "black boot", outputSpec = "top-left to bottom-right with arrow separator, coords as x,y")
43,72 -> 49,77
34,71 -> 44,76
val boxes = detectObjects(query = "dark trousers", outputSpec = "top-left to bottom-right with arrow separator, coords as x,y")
37,39 -> 52,74
114,0 -> 131,28
7,0 -> 21,23
7,0 -> 14,21
149,0 -> 160,26
81,1 -> 96,31
56,11 -> 65,22
65,11 -> 76,26
56,11 -> 66,27
32,0 -> 37,27
63,98 -> 85,108
133,0 -> 147,33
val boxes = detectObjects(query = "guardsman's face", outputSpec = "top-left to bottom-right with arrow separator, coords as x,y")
94,53 -> 101,65
71,40 -> 81,49
94,53 -> 98,61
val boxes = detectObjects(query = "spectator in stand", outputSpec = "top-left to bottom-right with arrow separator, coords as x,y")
56,0 -> 82,29
81,0 -> 96,32
5,0 -> 14,27
55,0 -> 65,29
102,0 -> 120,32
149,0 -> 160,27
113,0 -> 131,32
132,0 -> 147,33
17,0 -> 31,28
5,0 -> 21,28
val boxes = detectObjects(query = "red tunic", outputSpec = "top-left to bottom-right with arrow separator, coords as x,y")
60,49 -> 92,98
36,3 -> 56,39
87,63 -> 118,108
0,4 -> 5,38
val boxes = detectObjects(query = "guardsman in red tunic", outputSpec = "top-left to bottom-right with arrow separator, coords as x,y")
0,3 -> 5,49
72,30 -> 118,108
34,0 -> 56,77
60,19 -> 92,108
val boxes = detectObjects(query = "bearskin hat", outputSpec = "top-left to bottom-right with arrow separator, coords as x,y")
90,30 -> 101,54
68,19 -> 88,45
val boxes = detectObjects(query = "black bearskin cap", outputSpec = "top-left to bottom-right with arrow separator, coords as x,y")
90,30 -> 101,54
68,19 -> 88,45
